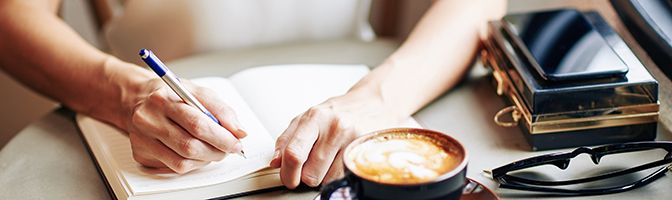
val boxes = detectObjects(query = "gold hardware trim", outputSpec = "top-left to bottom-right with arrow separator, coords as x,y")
494,106 -> 521,127
481,28 -> 659,134
531,112 -> 658,134
534,104 -> 659,122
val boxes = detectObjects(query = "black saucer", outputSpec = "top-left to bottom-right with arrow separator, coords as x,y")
314,178 -> 499,200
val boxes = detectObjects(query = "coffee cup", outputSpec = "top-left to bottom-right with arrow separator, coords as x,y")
320,128 -> 468,200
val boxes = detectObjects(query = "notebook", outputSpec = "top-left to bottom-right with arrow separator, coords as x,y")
77,64 -> 420,200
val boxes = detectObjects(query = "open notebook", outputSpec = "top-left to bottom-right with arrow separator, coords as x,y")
77,64 -> 420,200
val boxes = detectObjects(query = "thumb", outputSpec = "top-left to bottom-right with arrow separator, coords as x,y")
269,132 -> 290,168
269,118 -> 301,168
269,148 -> 282,168
269,136 -> 287,168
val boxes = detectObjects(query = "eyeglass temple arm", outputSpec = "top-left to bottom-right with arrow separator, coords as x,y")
497,166 -> 669,196
488,142 -> 672,179
502,157 -> 672,186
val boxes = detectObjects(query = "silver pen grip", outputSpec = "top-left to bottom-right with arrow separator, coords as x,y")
162,75 -> 210,115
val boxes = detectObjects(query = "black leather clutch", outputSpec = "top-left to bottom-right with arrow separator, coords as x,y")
482,9 -> 659,150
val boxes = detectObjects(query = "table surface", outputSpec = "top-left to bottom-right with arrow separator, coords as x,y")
1,0 -> 671,199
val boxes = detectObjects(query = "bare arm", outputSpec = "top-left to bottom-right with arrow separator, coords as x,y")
0,0 -> 246,173
355,0 -> 508,120
0,0 -> 142,126
272,0 -> 507,188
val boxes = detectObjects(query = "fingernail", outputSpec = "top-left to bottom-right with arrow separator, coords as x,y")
237,128 -> 248,138
232,142 -> 243,153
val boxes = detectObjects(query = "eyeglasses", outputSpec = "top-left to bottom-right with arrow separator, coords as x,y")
485,141 -> 672,196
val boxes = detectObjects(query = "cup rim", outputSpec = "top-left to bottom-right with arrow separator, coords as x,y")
342,128 -> 469,186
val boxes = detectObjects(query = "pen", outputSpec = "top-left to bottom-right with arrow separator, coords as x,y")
139,48 -> 246,159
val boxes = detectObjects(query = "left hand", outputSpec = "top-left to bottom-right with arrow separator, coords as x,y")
269,91 -> 404,188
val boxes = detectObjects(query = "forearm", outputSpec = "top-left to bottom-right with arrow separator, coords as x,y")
0,0 -> 153,129
0,0 -> 251,174
348,0 -> 507,120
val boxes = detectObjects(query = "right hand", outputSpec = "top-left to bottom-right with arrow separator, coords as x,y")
269,91 -> 405,188
124,78 -> 247,173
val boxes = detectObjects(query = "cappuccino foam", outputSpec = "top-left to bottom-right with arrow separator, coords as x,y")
346,133 -> 461,184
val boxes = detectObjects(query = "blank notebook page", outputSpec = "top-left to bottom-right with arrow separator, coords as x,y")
229,64 -> 371,138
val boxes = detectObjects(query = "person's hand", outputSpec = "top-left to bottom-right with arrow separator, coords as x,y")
124,78 -> 247,174
269,91 -> 405,188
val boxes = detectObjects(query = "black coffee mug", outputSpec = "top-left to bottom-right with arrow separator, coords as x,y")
320,128 -> 469,200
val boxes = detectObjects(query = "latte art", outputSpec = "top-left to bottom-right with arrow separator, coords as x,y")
346,133 -> 461,184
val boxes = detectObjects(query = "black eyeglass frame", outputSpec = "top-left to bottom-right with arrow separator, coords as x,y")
488,141 -> 672,196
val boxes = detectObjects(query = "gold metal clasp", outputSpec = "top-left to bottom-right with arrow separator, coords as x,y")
494,106 -> 522,127
493,71 -> 507,96
481,49 -> 508,96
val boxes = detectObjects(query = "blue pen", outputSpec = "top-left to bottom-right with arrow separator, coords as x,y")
139,49 -> 246,158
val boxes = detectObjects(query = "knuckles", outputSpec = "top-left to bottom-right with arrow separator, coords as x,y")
305,105 -> 331,119
147,89 -> 169,107
301,172 -> 321,187
331,117 -> 353,135
131,151 -> 148,166
170,159 -> 192,174
280,102 -> 359,187
275,117 -> 301,146
130,110 -> 150,129
300,158 -> 328,187
130,107 -> 172,139
177,138 -> 201,159
185,116 -> 209,137
331,118 -> 357,142
283,145 -> 308,167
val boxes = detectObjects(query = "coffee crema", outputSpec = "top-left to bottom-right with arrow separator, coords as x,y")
345,132 -> 462,185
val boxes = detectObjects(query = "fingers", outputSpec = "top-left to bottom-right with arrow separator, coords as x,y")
276,106 -> 360,189
167,102 -> 243,154
280,116 -> 320,189
130,132 -> 210,174
129,132 -> 166,168
322,149 -> 346,185
131,103 -> 227,162
191,86 -> 247,139
158,120 -> 228,161
301,119 -> 354,187
270,117 -> 301,168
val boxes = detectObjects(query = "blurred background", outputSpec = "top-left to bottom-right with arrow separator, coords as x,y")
0,0 -> 435,148
0,0 -> 644,148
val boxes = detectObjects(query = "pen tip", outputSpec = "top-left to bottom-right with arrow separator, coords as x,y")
240,150 -> 247,159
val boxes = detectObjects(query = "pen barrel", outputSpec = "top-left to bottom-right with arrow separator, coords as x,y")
140,49 -> 221,125
161,75 -> 216,121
